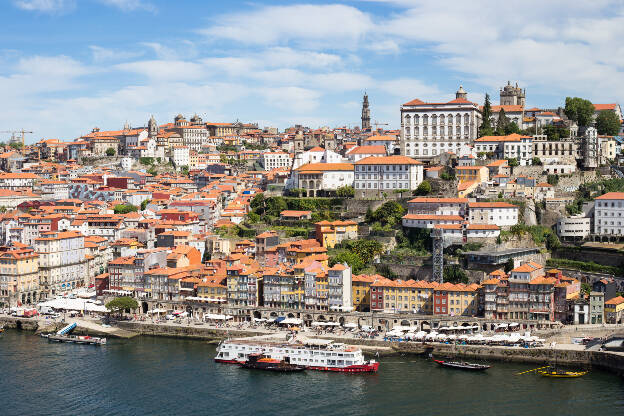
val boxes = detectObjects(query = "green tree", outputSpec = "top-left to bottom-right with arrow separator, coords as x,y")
443,265 -> 469,284
367,201 -> 405,227
545,232 -> 561,251
564,97 -> 594,128
595,110 -> 621,136
265,196 -> 288,217
106,296 -> 138,315
180,165 -> 189,176
495,108 -> 509,135
504,258 -> 515,273
113,204 -> 138,214
140,199 -> 150,211
250,193 -> 266,215
202,250 -> 212,263
344,239 -> 384,261
505,121 -> 521,135
532,157 -> 542,165
479,94 -> 494,137
246,211 -> 260,223
506,158 -> 519,167
329,251 -> 364,274
105,147 -> 116,157
9,142 -> 23,150
547,174 -> 559,186
335,185 -> 355,198
147,166 -> 157,176
581,282 -> 591,296
414,180 -> 432,196
140,157 -> 154,166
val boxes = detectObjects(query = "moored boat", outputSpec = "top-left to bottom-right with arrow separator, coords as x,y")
216,338 -> 379,373
239,353 -> 305,372
432,358 -> 490,371
537,368 -> 587,378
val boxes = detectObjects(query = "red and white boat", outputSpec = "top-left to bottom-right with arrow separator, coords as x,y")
215,338 -> 379,373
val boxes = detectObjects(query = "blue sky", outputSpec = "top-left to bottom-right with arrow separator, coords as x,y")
2,0 -> 624,142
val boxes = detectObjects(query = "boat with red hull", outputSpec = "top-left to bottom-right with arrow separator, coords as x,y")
215,338 -> 379,373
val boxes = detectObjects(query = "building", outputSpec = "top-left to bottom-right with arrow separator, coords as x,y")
345,145 -> 387,162
605,296 -> 624,324
468,202 -> 519,228
314,220 -> 357,248
455,166 -> 489,184
500,81 -> 526,106
400,86 -> 482,159
532,135 -> 578,163
327,263 -> 353,311
34,231 -> 87,298
556,216 -> 591,241
353,155 -> 423,198
433,282 -> 479,316
474,134 -> 534,165
593,192 -> 624,236
172,146 -> 190,169
590,291 -> 605,324
294,163 -> 354,197
260,152 -> 292,171
508,262 -> 545,321
592,278 -> 617,301
351,274 -> 379,312
593,103 -> 623,122
361,93 -> 371,130
0,246 -> 40,306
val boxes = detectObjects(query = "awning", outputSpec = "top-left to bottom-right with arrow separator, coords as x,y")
274,317 -> 286,323
280,318 -> 302,325
205,313 -> 233,320
343,323 -> 357,328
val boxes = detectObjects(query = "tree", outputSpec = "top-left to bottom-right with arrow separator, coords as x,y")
180,165 -> 189,176
335,185 -> 355,198
547,174 -> 559,186
564,97 -> 594,128
113,204 -> 138,214
506,158 -> 519,167
140,199 -> 150,211
250,193 -> 266,215
414,180 -> 432,196
329,251 -> 364,274
265,196 -> 288,217
9,142 -> 23,150
495,108 -> 509,136
443,265 -> 469,284
140,157 -> 154,166
596,110 -> 621,136
105,147 -> 116,157
344,239 -> 384,262
543,125 -> 569,141
202,249 -> 211,263
504,258 -> 515,273
479,94 -> 494,137
545,232 -> 561,251
147,166 -> 157,176
367,201 -> 405,227
581,282 -> 591,296
532,157 -> 542,166
505,121 -> 521,135
106,296 -> 138,315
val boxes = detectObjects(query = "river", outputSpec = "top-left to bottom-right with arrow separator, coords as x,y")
1,330 -> 623,416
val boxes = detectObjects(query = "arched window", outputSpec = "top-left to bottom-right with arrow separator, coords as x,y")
455,114 -> 461,124
414,115 -> 420,125
423,115 -> 429,125
463,114 -> 470,125
404,114 -> 411,126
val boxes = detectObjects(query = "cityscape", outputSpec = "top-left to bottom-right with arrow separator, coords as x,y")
1,1 -> 624,415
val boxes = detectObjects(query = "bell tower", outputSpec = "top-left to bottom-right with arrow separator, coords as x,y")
361,93 -> 371,130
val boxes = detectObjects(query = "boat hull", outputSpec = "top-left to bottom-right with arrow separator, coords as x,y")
216,359 -> 379,373
433,359 -> 490,371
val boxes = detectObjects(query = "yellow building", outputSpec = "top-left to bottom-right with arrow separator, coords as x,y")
197,280 -> 227,301
315,220 -> 358,248
455,166 -> 489,184
605,296 -> 624,324
370,278 -> 437,313
433,282 -> 479,316
457,180 -> 479,198
0,247 -> 40,306
351,274 -> 379,311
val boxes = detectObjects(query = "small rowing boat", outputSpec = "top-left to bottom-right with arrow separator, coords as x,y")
432,358 -> 490,371
537,368 -> 587,378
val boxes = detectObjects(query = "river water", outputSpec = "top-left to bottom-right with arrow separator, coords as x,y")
1,330 -> 623,416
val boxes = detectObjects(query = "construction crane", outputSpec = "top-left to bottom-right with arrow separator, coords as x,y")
0,129 -> 33,147
372,120 -> 389,131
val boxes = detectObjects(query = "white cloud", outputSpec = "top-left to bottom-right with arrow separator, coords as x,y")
201,4 -> 372,48
13,0 -> 74,13
115,60 -> 205,81
98,0 -> 155,12
89,45 -> 143,62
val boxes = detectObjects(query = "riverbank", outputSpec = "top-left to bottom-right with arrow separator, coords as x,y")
4,315 -> 624,376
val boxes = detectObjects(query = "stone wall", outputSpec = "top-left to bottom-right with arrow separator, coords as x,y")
553,247 -> 624,268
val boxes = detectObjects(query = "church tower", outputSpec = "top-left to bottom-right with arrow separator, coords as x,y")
361,93 -> 371,130
148,115 -> 158,138
500,81 -> 526,106
456,85 -> 468,100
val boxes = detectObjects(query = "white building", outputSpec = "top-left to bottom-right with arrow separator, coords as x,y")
400,86 -> 482,159
172,146 -> 190,169
406,197 -> 468,216
465,224 -> 500,239
468,202 -> 519,228
354,155 -> 423,198
260,151 -> 292,171
363,135 -> 398,154
557,216 -> 591,241
345,145 -> 387,162
291,147 -> 344,170
34,231 -> 88,297
593,192 -> 624,236
294,163 -> 354,197
401,214 -> 464,229
474,133 -> 534,165
327,263 -> 353,312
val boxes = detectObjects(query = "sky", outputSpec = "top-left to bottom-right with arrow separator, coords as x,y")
1,0 -> 624,142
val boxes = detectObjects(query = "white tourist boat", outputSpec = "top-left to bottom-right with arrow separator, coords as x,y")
215,338 -> 379,373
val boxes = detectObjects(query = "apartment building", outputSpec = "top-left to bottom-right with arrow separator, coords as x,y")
353,155 -> 424,198
594,192 -> 624,236
34,231 -> 88,297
